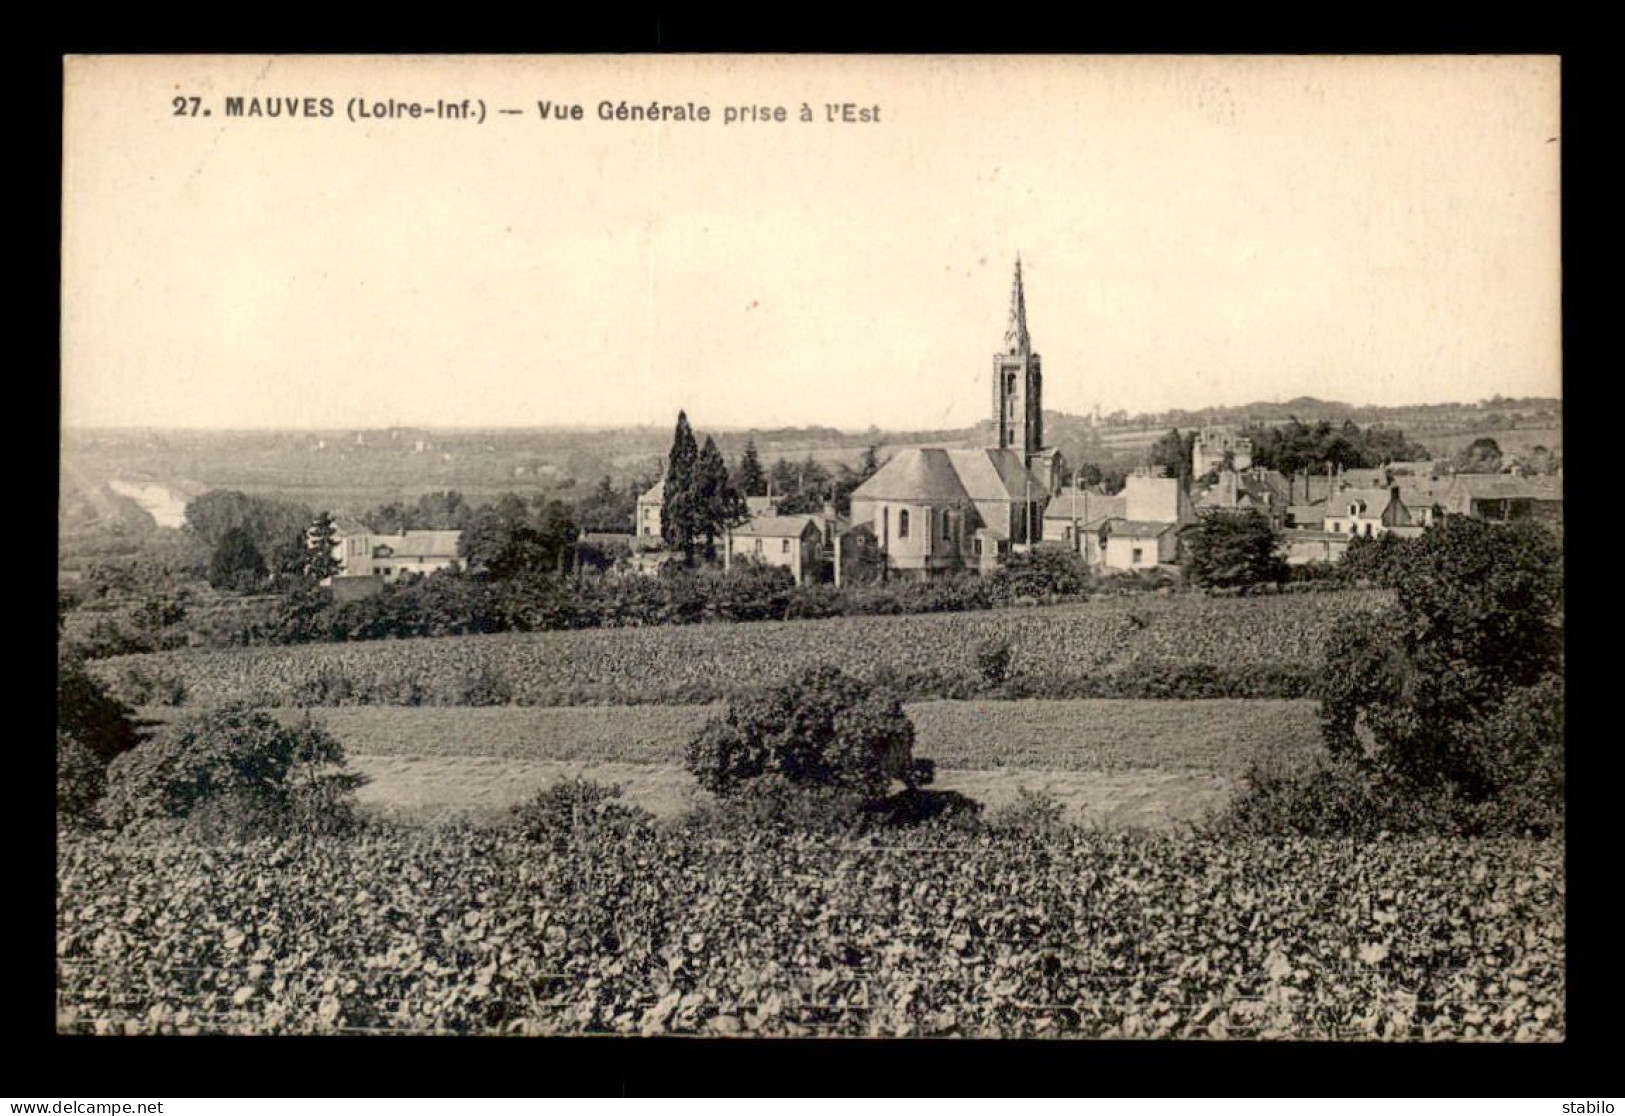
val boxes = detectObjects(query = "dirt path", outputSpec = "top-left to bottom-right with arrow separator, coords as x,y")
350,754 -> 1232,831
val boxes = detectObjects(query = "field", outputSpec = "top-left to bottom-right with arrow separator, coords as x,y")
136,699 -> 1324,828
1414,425 -> 1562,459
93,589 -> 1393,708
57,827 -> 1564,1039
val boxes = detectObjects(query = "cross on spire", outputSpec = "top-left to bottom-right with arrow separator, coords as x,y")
1004,254 -> 1030,355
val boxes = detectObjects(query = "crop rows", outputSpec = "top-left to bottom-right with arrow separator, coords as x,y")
58,825 -> 1561,1039
92,591 -> 1393,708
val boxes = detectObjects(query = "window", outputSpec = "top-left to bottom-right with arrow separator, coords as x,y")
754,539 -> 763,554
1364,523 -> 1374,538
943,511 -> 952,541
781,539 -> 791,554
974,538 -> 983,557
1132,548 -> 1143,565
898,509 -> 910,539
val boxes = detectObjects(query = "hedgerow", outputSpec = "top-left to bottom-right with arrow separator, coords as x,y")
91,590 -> 1392,707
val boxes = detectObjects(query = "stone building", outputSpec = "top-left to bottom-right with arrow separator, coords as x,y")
845,258 -> 1067,578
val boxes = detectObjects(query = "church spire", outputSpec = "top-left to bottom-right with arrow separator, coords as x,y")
1004,254 -> 1030,355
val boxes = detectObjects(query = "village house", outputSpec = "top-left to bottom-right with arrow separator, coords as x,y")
1042,486 -> 1127,565
844,258 -> 1067,579
724,514 -> 828,585
1436,473 -> 1562,525
328,518 -> 463,590
1320,485 -> 1423,540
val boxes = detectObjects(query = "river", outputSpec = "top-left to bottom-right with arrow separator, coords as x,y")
107,478 -> 191,529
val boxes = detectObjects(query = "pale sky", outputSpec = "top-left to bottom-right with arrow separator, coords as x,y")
61,55 -> 1561,431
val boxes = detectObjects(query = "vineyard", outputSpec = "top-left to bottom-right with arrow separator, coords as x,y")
57,826 -> 1563,1039
93,590 -> 1394,707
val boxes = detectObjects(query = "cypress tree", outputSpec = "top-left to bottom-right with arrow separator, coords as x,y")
661,411 -> 701,563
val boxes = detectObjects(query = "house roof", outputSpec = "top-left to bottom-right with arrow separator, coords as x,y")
639,479 -> 664,503
1044,487 -> 1126,522
1287,503 -> 1327,525
1106,519 -> 1178,539
848,448 -> 974,504
384,530 -> 462,558
730,515 -> 822,538
332,516 -> 371,536
1445,474 -> 1563,501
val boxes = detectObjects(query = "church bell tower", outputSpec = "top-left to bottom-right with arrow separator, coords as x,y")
992,255 -> 1042,463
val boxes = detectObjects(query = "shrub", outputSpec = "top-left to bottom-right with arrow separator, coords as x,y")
974,637 -> 1013,691
987,786 -> 1068,836
987,548 -> 1091,603
100,706 -> 365,837
678,773 -> 869,836
1184,509 -> 1289,590
685,664 -> 927,800
57,731 -> 107,825
58,649 -> 148,825
512,778 -> 653,851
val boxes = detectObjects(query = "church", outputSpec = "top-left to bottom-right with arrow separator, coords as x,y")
846,258 -> 1067,577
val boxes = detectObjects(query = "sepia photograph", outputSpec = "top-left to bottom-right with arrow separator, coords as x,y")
57,54 -> 1563,1041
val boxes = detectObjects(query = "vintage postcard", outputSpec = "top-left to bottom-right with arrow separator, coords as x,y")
58,55 -> 1562,1041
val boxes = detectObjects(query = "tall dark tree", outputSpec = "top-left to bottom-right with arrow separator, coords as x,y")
302,512 -> 344,584
208,526 -> 268,593
1148,428 -> 1192,485
661,411 -> 702,563
736,438 -> 767,498
693,436 -> 748,563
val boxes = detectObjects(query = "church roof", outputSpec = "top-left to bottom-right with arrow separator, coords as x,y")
1003,255 -> 1031,355
848,448 -> 974,504
946,448 -> 1047,503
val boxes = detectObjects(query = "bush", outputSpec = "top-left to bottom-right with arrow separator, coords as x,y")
1184,509 -> 1288,590
58,649 -> 148,825
986,548 -> 1091,604
57,731 -> 107,825
684,664 -> 928,800
678,773 -> 869,836
975,637 -> 1013,691
987,786 -> 1068,836
100,706 -> 365,837
512,778 -> 653,851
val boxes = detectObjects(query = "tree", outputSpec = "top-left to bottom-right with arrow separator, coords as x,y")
661,411 -> 702,563
692,436 -> 748,563
301,512 -> 344,584
1183,509 -> 1288,589
685,665 -> 930,799
100,705 -> 366,836
1318,515 -> 1563,801
57,646 -> 148,823
736,438 -> 767,498
1147,428 -> 1192,484
208,526 -> 268,592
460,494 -> 578,580
1454,437 -> 1504,474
